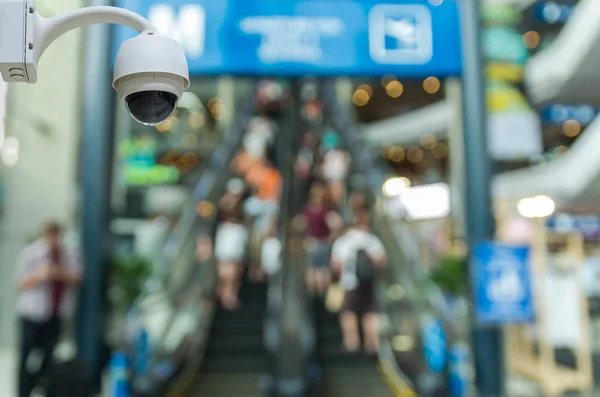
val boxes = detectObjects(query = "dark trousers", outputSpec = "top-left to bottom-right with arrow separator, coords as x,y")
19,316 -> 61,397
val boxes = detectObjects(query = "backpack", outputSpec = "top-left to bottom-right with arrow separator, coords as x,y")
355,249 -> 375,285
46,358 -> 94,397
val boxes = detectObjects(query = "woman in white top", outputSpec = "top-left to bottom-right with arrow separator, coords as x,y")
331,209 -> 386,353
322,148 -> 350,205
243,116 -> 276,159
214,195 -> 248,311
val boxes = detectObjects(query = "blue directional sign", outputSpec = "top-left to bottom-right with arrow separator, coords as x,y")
113,0 -> 462,77
546,213 -> 600,237
541,104 -> 598,126
534,1 -> 575,24
472,241 -> 535,325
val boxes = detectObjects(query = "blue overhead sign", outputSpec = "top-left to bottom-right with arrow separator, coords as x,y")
546,213 -> 600,237
113,0 -> 462,77
472,241 -> 535,325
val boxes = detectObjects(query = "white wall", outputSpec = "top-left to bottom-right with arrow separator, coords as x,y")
0,0 -> 84,346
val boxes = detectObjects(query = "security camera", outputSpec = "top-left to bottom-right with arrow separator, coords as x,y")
113,33 -> 190,125
0,0 -> 189,126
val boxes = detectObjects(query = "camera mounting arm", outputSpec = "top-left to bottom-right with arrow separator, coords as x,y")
0,0 -> 157,83
36,5 -> 156,58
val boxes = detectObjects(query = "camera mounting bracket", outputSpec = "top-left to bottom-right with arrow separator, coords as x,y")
0,0 -> 156,83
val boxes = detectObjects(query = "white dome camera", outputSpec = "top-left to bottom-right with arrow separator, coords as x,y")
113,32 -> 190,125
0,0 -> 190,126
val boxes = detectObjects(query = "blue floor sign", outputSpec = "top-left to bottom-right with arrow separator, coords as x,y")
472,241 -> 535,325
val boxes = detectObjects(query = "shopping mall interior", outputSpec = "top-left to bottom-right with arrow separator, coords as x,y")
2,0 -> 600,396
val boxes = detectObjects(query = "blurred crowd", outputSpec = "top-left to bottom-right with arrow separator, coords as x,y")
196,80 -> 389,354
293,115 -> 388,355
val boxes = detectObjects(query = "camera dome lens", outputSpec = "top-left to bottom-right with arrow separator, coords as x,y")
125,91 -> 178,126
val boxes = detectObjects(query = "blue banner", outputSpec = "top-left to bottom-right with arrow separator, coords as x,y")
113,0 -> 462,77
472,241 -> 535,325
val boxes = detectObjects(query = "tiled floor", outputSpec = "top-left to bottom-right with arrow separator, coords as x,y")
0,340 -> 76,397
0,345 -> 17,396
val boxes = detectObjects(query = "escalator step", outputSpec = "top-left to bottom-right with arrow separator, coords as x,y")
317,327 -> 343,344
206,339 -> 264,354
320,387 -> 395,397
201,353 -> 266,373
191,373 -> 263,397
210,322 -> 263,336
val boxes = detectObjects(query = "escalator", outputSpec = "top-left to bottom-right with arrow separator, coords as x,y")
125,83 -> 288,397
311,79 -> 461,397
314,300 -> 394,397
190,277 -> 268,396
184,85 -> 296,397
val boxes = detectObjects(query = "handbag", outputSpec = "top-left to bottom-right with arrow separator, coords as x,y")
325,283 -> 345,313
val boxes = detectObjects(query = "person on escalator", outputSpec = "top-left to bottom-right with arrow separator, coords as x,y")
321,132 -> 350,206
214,195 -> 248,311
243,115 -> 276,160
244,162 -> 282,280
331,208 -> 387,354
296,183 -> 341,296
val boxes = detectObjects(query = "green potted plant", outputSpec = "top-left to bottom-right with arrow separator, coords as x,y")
108,254 -> 152,310
105,254 -> 152,348
431,253 -> 469,297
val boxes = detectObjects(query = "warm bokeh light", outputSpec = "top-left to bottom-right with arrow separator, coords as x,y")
380,74 -> 397,88
523,31 -> 541,49
420,133 -> 437,150
554,145 -> 569,154
181,152 -> 199,168
352,88 -> 370,106
211,103 -> 227,120
517,195 -> 555,218
208,97 -> 221,109
563,119 -> 581,137
380,143 -> 393,158
196,200 -> 214,217
407,147 -> 424,163
357,84 -> 373,97
382,177 -> 411,197
156,119 -> 173,133
423,77 -> 441,94
188,112 -> 205,129
431,142 -> 448,159
386,80 -> 404,98
388,146 -> 405,162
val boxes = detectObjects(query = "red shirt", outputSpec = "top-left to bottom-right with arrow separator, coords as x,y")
49,247 -> 65,315
303,204 -> 331,240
